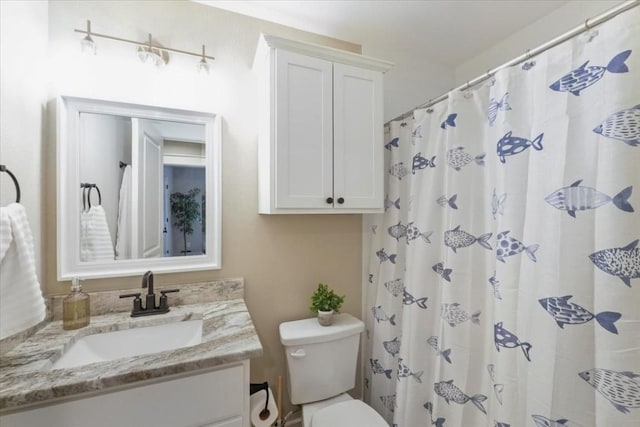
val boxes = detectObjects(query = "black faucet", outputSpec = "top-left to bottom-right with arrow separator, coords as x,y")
119,271 -> 179,317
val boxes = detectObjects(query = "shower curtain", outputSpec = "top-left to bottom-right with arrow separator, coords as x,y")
363,7 -> 639,427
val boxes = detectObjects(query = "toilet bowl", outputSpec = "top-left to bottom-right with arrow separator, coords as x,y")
279,314 -> 387,427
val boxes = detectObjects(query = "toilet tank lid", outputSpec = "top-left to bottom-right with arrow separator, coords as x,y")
279,313 -> 364,346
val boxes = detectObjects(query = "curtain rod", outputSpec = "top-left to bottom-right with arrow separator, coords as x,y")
388,0 -> 639,124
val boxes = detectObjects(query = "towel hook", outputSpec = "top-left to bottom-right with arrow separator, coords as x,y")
80,183 -> 102,208
0,165 -> 21,203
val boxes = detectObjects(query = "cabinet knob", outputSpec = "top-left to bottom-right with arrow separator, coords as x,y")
337,197 -> 345,204
326,197 -> 334,204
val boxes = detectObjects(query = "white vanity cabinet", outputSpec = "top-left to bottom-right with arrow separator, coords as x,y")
0,361 -> 250,427
254,34 -> 393,214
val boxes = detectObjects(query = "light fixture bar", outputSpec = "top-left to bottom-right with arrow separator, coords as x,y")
74,21 -> 215,61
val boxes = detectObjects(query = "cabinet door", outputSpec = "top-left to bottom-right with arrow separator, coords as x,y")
275,49 -> 333,209
333,63 -> 383,210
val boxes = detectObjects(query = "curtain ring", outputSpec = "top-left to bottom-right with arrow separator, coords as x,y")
584,18 -> 592,29
525,49 -> 532,60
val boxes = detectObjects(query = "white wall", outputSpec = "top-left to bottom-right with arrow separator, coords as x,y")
455,0 -> 626,85
362,42 -> 455,123
0,1 -> 48,281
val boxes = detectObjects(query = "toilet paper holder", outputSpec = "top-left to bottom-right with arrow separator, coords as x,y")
249,382 -> 271,421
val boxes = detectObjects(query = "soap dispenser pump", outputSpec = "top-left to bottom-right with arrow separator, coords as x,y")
62,277 -> 90,330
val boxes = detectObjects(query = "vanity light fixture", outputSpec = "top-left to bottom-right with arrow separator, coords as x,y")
74,20 -> 215,71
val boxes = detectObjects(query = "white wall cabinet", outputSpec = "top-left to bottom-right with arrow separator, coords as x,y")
0,361 -> 250,427
255,34 -> 393,214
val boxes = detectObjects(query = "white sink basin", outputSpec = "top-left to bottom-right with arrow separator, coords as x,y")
52,320 -> 203,370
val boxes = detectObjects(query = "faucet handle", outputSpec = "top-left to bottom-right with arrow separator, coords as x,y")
119,292 -> 141,298
119,292 -> 143,315
159,289 -> 180,310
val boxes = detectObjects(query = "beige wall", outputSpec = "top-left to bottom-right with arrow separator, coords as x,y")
2,0 -> 366,414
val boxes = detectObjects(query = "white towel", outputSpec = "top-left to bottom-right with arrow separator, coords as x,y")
81,205 -> 115,261
115,165 -> 132,260
0,203 -> 46,340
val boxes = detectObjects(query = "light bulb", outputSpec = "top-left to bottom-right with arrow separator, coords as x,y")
197,58 -> 209,74
81,34 -> 96,55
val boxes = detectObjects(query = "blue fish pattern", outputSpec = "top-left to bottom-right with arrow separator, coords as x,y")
403,289 -> 428,309
545,180 -> 633,217
531,415 -> 573,427
383,336 -> 401,357
444,225 -> 493,253
521,60 -> 536,71
494,423 -> 510,427
593,105 -> 640,146
424,401 -> 447,427
384,278 -> 405,297
400,121 -> 408,127
494,322 -> 532,361
388,221 -> 432,245
434,379 -> 487,414
368,274 -> 373,284
496,131 -> 544,163
492,189 -> 507,219
432,262 -> 453,282
370,358 -> 392,379
380,394 -> 397,412
488,92 -> 512,126
496,231 -> 538,263
578,368 -> 640,414
413,152 -> 437,173
388,222 -> 408,241
487,364 -> 504,405
441,303 -> 481,327
441,113 -> 458,129
447,147 -> 485,171
427,336 -> 452,364
538,295 -> 621,334
385,137 -> 399,150
406,223 -> 433,245
436,194 -> 458,209
376,248 -> 397,264
389,162 -> 410,180
412,125 -> 423,139
589,239 -> 640,287
384,195 -> 401,210
549,50 -> 631,96
488,272 -> 502,300
372,306 -> 396,325
397,358 -> 423,383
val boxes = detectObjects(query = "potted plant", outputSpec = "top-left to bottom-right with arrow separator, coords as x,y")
170,188 -> 201,255
309,283 -> 345,326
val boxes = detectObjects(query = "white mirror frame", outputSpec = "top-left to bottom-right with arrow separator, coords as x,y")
57,96 -> 222,280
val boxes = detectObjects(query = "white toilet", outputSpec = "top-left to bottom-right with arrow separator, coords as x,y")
279,313 -> 388,427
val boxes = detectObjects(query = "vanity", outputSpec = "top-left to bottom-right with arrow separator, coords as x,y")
0,279 -> 262,427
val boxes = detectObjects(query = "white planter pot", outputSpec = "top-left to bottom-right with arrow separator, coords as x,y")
317,310 -> 334,326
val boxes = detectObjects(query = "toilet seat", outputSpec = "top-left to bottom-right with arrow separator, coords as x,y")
311,399 -> 387,427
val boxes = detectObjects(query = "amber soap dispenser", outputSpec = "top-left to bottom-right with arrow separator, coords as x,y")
63,277 -> 90,330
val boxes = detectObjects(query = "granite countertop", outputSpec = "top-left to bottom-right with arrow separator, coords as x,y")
0,279 -> 263,413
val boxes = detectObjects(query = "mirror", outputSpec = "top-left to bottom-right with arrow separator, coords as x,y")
57,96 -> 221,279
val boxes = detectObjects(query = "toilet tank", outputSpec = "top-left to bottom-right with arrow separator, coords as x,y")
279,313 -> 364,405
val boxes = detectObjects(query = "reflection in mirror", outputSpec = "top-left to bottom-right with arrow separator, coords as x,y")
58,96 -> 221,279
